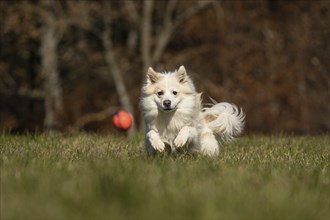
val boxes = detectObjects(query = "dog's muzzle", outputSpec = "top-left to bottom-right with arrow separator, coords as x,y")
162,99 -> 174,111
163,100 -> 171,108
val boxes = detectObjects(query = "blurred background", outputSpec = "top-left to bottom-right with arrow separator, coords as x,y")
0,0 -> 329,134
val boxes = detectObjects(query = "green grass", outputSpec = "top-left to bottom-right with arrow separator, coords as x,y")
1,134 -> 329,219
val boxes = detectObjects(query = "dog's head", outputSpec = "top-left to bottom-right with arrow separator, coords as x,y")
142,66 -> 195,112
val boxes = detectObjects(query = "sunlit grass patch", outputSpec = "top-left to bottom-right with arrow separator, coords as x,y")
1,134 -> 329,219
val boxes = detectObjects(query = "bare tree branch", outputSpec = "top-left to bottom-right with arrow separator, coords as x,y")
71,106 -> 119,131
141,0 -> 153,72
102,1 -> 136,133
124,1 -> 139,52
152,0 -> 213,64
173,0 -> 213,29
124,0 -> 140,23
151,0 -> 176,64
164,0 -> 178,25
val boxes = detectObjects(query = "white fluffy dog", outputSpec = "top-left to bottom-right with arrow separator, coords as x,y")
140,66 -> 245,156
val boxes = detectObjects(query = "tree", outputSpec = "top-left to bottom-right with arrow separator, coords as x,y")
102,1 -> 136,133
40,0 -> 63,131
140,0 -> 214,73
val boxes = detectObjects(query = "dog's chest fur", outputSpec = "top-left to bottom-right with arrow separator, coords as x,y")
155,111 -> 193,144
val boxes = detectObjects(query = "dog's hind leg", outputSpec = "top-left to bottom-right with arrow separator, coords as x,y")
199,126 -> 219,156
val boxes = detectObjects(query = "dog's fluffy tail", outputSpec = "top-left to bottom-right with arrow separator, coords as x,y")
202,102 -> 245,142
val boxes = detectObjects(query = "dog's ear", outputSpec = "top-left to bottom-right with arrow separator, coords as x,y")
176,65 -> 188,83
147,67 -> 161,84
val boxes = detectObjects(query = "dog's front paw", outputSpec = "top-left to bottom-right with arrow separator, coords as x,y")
147,130 -> 166,152
174,129 -> 189,148
151,138 -> 166,152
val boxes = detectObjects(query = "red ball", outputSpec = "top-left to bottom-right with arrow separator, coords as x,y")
112,110 -> 133,131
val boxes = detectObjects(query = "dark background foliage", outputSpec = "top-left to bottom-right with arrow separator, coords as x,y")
0,0 -> 329,134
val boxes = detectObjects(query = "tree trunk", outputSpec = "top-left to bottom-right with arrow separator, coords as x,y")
40,0 -> 62,132
141,0 -> 153,73
103,1 -> 136,133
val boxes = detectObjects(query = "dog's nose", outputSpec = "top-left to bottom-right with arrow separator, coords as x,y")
163,100 -> 171,108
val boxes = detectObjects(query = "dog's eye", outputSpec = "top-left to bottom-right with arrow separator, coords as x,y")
157,91 -> 164,96
172,91 -> 178,95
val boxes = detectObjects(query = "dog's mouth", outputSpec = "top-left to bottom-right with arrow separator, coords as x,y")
159,106 -> 176,112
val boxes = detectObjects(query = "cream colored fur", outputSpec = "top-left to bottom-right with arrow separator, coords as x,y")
140,66 -> 245,156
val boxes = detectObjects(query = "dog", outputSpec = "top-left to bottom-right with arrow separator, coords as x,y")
140,66 -> 245,156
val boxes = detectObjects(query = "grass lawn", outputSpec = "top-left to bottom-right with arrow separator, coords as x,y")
1,134 -> 329,219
